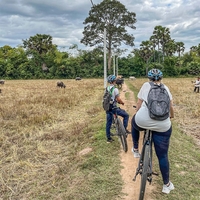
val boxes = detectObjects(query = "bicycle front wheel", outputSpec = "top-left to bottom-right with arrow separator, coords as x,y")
139,144 -> 150,200
116,118 -> 128,152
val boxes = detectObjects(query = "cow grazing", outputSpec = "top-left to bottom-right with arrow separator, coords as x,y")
57,81 -> 66,88
75,77 -> 81,81
116,78 -> 124,89
0,80 -> 5,84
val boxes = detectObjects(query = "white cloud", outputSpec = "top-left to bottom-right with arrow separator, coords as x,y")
0,0 -> 199,55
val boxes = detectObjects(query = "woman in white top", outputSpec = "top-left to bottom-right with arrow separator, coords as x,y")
131,69 -> 175,194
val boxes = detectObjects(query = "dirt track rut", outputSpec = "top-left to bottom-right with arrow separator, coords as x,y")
119,82 -> 154,200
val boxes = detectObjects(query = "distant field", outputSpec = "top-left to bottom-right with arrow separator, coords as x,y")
0,78 -> 199,200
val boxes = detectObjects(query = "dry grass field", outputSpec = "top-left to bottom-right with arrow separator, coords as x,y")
0,79 -> 107,199
0,78 -> 200,200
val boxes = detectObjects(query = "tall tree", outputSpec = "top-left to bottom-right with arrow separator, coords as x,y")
165,39 -> 176,56
196,43 -> 200,56
81,0 -> 136,70
150,35 -> 157,62
159,26 -> 171,62
176,42 -> 185,58
190,45 -> 197,52
193,43 -> 200,56
138,40 -> 154,75
22,34 -> 56,72
152,25 -> 171,63
152,25 -> 162,63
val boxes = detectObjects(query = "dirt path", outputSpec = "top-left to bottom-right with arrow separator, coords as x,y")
119,82 -> 154,200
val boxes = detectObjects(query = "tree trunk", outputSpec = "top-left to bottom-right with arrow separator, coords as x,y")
108,49 -> 112,71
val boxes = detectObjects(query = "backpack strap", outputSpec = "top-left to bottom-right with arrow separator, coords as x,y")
145,82 -> 161,107
145,82 -> 154,106
149,81 -> 154,87
107,86 -> 115,95
149,81 -> 163,87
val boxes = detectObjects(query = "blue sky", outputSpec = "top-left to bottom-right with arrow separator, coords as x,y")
0,0 -> 199,56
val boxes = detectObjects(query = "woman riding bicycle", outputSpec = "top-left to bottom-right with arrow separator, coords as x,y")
131,69 -> 175,194
105,75 -> 130,143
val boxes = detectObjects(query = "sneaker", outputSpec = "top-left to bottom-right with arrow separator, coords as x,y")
162,181 -> 174,194
107,137 -> 114,143
132,147 -> 140,158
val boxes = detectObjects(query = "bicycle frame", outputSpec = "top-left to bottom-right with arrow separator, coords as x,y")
111,107 -> 128,152
133,129 -> 153,200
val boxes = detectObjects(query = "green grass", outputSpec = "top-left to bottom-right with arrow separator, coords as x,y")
126,80 -> 139,100
56,118 -> 124,200
125,91 -> 130,100
151,123 -> 200,200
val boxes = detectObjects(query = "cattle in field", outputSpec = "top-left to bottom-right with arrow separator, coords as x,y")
75,77 -> 81,81
57,81 -> 66,88
116,77 -> 124,89
129,76 -> 136,80
0,80 -> 5,84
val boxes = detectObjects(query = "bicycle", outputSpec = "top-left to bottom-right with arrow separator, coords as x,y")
133,127 -> 158,200
111,107 -> 128,152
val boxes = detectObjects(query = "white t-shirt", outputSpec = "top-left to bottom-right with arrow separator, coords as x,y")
135,82 -> 172,132
195,80 -> 200,86
107,85 -> 119,107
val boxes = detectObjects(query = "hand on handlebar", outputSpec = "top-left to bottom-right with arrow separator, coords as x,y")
117,100 -> 124,105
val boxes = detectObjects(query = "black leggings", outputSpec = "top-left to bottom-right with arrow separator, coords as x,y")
131,115 -> 172,184
194,86 -> 199,93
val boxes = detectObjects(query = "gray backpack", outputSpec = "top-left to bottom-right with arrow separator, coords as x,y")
102,86 -> 115,111
145,82 -> 170,121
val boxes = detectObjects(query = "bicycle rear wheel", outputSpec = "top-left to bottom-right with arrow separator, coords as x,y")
139,144 -> 150,200
116,118 -> 128,152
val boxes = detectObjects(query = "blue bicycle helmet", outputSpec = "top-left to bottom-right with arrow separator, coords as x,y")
148,69 -> 163,81
107,74 -> 116,83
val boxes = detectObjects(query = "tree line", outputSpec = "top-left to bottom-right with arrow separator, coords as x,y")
0,0 -> 200,79
0,32 -> 200,80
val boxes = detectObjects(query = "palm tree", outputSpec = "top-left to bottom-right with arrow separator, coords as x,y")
139,40 -> 154,75
176,42 -> 185,57
197,43 -> 200,56
159,26 -> 171,61
152,25 -> 171,62
150,35 -> 157,62
190,44 -> 200,57
165,39 -> 176,56
152,25 -> 162,63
